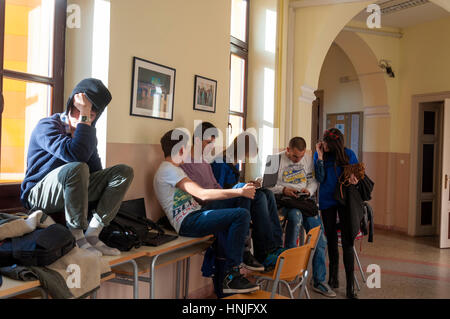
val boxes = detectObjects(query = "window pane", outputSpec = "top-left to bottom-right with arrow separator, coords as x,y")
420,202 -> 433,226
231,0 -> 247,42
1,78 -> 51,183
230,54 -> 245,113
423,111 -> 436,135
228,114 -> 244,144
422,144 -> 434,193
4,0 -> 55,77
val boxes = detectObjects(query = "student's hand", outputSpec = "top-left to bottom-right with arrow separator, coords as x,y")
283,187 -> 298,198
248,179 -> 262,188
316,142 -> 324,160
349,174 -> 358,185
73,93 -> 92,115
240,184 -> 256,199
300,188 -> 310,196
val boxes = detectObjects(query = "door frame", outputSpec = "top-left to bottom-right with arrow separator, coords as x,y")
409,92 -> 450,237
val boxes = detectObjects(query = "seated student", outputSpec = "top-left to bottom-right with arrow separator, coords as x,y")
20,78 -> 134,256
268,137 -> 336,298
181,123 -> 284,269
210,132 -> 284,265
153,129 -> 259,294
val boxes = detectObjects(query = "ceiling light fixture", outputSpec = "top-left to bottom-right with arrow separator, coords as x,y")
380,0 -> 429,15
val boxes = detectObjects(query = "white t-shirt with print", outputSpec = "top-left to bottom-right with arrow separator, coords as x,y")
153,161 -> 202,233
269,151 -> 318,196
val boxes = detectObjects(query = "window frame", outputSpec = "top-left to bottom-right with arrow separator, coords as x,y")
0,0 -> 67,212
229,0 -> 249,148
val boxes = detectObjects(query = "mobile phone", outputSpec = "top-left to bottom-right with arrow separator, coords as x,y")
296,192 -> 309,198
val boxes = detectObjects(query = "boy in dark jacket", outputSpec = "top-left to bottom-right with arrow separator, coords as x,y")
20,78 -> 134,256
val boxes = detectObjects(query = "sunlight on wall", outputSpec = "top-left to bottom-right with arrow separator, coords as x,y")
92,0 -> 110,168
265,9 -> 277,54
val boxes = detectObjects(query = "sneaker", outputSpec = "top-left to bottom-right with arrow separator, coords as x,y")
242,251 -> 265,271
222,269 -> 260,294
312,282 -> 337,298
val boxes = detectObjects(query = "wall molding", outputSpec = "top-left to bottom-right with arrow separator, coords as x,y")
299,84 -> 317,104
364,105 -> 390,118
343,26 -> 403,38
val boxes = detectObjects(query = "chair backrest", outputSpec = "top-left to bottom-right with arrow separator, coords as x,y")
271,244 -> 311,281
306,226 -> 321,252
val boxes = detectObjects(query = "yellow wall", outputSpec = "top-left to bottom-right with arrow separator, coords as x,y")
106,0 -> 231,145
318,43 -> 364,117
398,16 -> 450,153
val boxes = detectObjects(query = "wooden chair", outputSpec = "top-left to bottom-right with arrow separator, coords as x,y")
224,244 -> 311,300
250,225 -> 322,299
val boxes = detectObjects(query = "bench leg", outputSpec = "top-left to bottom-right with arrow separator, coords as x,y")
150,255 -> 159,299
176,261 -> 181,299
130,259 -> 139,299
184,258 -> 190,299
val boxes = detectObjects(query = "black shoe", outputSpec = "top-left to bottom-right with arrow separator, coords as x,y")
222,269 -> 260,294
242,251 -> 265,272
346,273 -> 358,299
328,263 -> 339,289
346,290 -> 359,299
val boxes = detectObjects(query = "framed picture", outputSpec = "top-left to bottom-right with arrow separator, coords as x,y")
193,75 -> 217,113
130,57 -> 176,121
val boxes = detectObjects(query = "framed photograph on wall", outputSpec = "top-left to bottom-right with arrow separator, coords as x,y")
193,75 -> 217,113
130,57 -> 176,121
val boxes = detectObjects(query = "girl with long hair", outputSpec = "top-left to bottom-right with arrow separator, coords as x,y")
314,128 -> 359,299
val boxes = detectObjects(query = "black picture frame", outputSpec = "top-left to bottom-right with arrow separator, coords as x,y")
193,75 -> 217,113
130,56 -> 176,121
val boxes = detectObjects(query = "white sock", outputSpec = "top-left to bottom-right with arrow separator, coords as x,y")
70,228 -> 102,257
86,236 -> 121,256
85,217 -> 103,238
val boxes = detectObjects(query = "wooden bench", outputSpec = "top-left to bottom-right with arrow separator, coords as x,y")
108,232 -> 214,299
0,277 -> 44,299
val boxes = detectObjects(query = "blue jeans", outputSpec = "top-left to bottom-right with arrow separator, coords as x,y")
280,208 -> 327,284
232,184 -> 283,263
179,207 -> 250,272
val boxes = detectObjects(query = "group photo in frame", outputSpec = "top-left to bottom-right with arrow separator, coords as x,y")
130,57 -> 176,121
193,75 -> 217,113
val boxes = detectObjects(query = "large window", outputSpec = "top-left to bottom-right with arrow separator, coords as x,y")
0,0 -> 66,211
228,0 -> 249,145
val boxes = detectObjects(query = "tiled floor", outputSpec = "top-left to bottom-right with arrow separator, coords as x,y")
309,229 -> 450,299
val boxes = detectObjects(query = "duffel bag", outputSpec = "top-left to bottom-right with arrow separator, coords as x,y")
0,224 -> 76,267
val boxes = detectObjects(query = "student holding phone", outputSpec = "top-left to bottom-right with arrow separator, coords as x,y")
314,128 -> 359,299
268,137 -> 336,298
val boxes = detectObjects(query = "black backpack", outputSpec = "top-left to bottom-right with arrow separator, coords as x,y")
0,224 -> 75,267
98,220 -> 141,252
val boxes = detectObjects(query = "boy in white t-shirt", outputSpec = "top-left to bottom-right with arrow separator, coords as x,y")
153,129 -> 259,294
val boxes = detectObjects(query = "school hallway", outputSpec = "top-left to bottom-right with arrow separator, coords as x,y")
310,229 -> 450,299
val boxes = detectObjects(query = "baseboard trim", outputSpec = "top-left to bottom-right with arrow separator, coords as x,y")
374,224 -> 408,235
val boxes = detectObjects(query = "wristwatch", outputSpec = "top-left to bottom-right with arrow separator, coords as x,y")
80,115 -> 90,123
